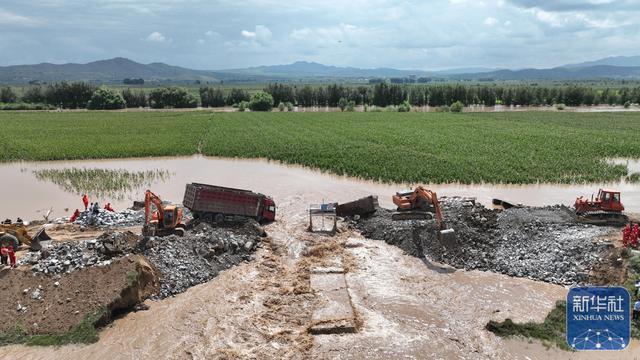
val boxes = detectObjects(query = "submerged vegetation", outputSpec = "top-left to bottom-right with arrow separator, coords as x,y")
33,168 -> 171,199
486,301 -> 570,351
0,309 -> 104,347
2,111 -> 640,184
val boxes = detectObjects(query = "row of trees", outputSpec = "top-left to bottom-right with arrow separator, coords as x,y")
199,87 -> 250,107
3,82 -> 640,110
0,83 -> 202,109
259,83 -> 640,108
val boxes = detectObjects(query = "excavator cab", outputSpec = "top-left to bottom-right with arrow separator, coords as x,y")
392,186 -> 456,248
143,190 -> 185,237
163,206 -> 177,227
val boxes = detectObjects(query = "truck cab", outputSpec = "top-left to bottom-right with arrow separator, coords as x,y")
261,197 -> 276,222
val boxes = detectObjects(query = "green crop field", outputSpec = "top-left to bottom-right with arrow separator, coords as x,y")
1,111 -> 639,184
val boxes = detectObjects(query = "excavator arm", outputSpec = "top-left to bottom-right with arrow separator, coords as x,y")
145,190 -> 166,227
414,188 -> 446,231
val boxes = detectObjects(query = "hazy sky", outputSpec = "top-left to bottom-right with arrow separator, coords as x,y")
1,0 -> 638,70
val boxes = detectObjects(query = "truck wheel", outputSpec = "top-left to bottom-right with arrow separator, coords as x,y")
214,214 -> 225,224
174,228 -> 185,237
204,213 -> 214,223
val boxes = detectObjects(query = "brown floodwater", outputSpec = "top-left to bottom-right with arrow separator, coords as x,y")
3,155 -> 638,359
1,155 -> 639,221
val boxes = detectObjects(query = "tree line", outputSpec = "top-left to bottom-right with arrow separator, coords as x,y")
1,82 -> 640,110
261,83 -> 640,107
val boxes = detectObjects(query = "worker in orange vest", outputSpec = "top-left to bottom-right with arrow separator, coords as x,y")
82,194 -> 89,211
69,209 -> 81,222
623,224 -> 633,247
104,203 -> 114,212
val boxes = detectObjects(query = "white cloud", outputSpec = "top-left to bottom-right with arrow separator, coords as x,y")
241,30 -> 256,38
533,9 -> 564,27
145,31 -> 166,42
484,17 -> 498,26
205,30 -> 219,37
196,38 -> 205,44
0,8 -> 38,25
240,25 -> 272,44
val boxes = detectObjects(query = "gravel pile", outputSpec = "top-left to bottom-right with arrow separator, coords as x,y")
139,221 -> 264,299
351,198 -> 612,285
18,236 -> 117,274
18,221 -> 264,298
72,209 -> 144,227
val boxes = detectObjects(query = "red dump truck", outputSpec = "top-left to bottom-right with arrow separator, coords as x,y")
183,183 -> 276,223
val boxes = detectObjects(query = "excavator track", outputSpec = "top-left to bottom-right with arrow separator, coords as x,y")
575,211 -> 629,226
391,211 -> 434,221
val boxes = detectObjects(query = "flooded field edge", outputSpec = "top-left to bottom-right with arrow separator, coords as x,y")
2,154 -> 640,221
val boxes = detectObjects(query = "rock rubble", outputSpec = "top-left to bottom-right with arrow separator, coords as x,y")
351,198 -> 612,285
139,221 -> 263,299
51,209 -> 145,227
18,221 -> 264,299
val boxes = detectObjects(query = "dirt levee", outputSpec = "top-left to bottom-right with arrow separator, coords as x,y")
0,255 -> 159,335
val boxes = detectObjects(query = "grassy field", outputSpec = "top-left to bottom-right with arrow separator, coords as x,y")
1,111 -> 640,184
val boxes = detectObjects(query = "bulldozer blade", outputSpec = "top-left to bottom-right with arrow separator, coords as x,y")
438,229 -> 456,248
391,211 -> 434,221
30,227 -> 52,251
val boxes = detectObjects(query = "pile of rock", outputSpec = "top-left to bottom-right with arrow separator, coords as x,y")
139,221 -> 263,299
73,209 -> 144,228
20,221 -> 264,299
351,199 -> 612,285
19,238 -> 115,274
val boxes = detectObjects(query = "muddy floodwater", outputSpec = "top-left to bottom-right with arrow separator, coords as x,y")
3,155 -> 640,359
0,155 -> 639,221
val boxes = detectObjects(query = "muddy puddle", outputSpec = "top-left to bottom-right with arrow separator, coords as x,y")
0,155 -> 639,221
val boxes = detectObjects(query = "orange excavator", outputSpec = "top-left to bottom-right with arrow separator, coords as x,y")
142,190 -> 185,237
392,186 -> 456,245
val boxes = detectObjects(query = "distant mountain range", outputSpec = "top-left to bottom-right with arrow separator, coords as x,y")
0,57 -> 221,84
563,55 -> 640,68
2,56 -> 640,84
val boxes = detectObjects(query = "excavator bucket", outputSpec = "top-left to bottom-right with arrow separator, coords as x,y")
439,228 -> 456,248
30,227 -> 51,251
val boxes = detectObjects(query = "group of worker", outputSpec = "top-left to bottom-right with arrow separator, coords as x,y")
0,235 -> 17,268
69,194 -> 115,223
0,219 -> 21,269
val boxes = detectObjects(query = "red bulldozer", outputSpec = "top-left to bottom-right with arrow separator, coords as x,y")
574,189 -> 629,226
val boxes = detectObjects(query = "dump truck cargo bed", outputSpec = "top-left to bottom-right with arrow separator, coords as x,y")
336,196 -> 379,217
183,183 -> 276,222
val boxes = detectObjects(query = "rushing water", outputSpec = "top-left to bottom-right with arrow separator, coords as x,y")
3,155 -> 637,359
0,155 -> 639,221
